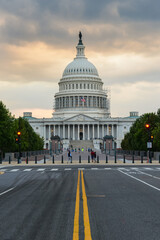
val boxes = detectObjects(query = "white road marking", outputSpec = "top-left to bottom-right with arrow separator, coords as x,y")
10,169 -> 19,172
51,168 -> 58,171
118,170 -> 160,192
144,168 -> 153,170
104,168 -> 112,170
131,167 -> 139,170
91,168 -> 98,170
0,187 -> 15,196
118,168 -> 129,171
156,168 -> 160,170
0,169 -> 7,171
64,168 -> 72,171
137,170 -> 160,180
78,168 -> 85,170
37,168 -> 45,171
23,169 -> 32,172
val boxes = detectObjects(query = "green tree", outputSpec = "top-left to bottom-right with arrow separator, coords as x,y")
0,101 -> 44,157
14,117 -> 44,152
0,101 -> 15,157
121,112 -> 159,151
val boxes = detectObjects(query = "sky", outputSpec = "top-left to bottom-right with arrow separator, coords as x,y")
0,0 -> 160,118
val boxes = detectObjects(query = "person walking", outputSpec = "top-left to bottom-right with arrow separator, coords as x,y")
91,150 -> 94,162
67,150 -> 71,163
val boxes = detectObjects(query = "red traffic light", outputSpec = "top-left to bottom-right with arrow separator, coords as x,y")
145,124 -> 150,129
17,131 -> 21,136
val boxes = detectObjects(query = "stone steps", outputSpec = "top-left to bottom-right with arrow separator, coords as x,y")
70,140 -> 94,150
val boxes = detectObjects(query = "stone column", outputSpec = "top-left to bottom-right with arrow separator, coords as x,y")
63,125 -> 65,139
107,124 -> 109,135
73,124 -> 75,140
110,124 -> 112,136
44,125 -> 46,140
93,124 -> 94,139
83,124 -> 85,140
98,124 -> 100,139
54,125 -> 55,136
102,124 -> 104,138
78,125 -> 80,140
58,125 -> 60,137
88,125 -> 90,140
68,125 -> 70,140
49,125 -> 51,140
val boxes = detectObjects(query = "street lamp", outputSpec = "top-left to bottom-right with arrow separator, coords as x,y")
109,141 -> 110,155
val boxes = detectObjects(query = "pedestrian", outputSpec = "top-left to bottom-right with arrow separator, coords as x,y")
67,150 -> 71,163
91,150 -> 94,162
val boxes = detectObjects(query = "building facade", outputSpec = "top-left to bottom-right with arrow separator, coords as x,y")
25,33 -> 138,150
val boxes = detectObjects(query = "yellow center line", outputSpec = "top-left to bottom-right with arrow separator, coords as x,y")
81,170 -> 92,240
73,170 -> 80,240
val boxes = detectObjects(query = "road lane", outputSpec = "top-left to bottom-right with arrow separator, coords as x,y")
83,169 -> 160,240
0,170 -> 77,240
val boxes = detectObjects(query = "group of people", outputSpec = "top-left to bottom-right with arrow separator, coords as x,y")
67,148 -> 97,163
91,150 -> 97,163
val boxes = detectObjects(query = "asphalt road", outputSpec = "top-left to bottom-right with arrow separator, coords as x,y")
0,165 -> 160,240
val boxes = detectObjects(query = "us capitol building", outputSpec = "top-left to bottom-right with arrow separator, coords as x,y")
24,32 -> 138,150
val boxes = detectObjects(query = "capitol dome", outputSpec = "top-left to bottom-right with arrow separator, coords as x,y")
63,57 -> 99,77
53,32 -> 110,119
62,34 -> 99,78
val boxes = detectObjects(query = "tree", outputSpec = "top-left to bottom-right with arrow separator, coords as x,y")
0,101 -> 44,158
0,101 -> 15,157
14,117 -> 44,152
121,112 -> 159,151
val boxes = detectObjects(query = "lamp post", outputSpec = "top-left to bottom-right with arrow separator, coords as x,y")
109,141 -> 110,155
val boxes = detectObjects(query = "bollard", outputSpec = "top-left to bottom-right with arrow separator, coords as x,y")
123,155 -> 125,164
106,155 -> 108,163
159,155 -> 160,164
114,155 -> 117,164
79,155 -> 81,163
52,155 -> 54,164
141,155 -> 143,164
88,155 -> 90,163
35,156 -> 37,164
132,154 -> 134,164
9,156 -> 11,164
44,155 -> 46,164
26,155 -> 28,164
97,156 -> 99,163
61,155 -> 63,164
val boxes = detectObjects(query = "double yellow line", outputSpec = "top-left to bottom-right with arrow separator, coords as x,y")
73,170 -> 92,240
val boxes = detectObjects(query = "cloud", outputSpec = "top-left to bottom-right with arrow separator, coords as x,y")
0,0 -> 160,118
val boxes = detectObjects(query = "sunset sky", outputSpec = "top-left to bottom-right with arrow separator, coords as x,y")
0,0 -> 160,118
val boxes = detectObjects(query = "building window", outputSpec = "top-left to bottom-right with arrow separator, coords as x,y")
76,84 -> 78,89
36,127 -> 39,129
84,84 -> 86,89
88,84 -> 89,89
72,84 -> 74,89
80,84 -> 82,89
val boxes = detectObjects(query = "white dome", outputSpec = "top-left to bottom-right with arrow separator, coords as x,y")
63,58 -> 99,77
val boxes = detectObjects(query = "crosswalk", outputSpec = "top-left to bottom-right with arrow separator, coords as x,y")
0,167 -> 160,173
